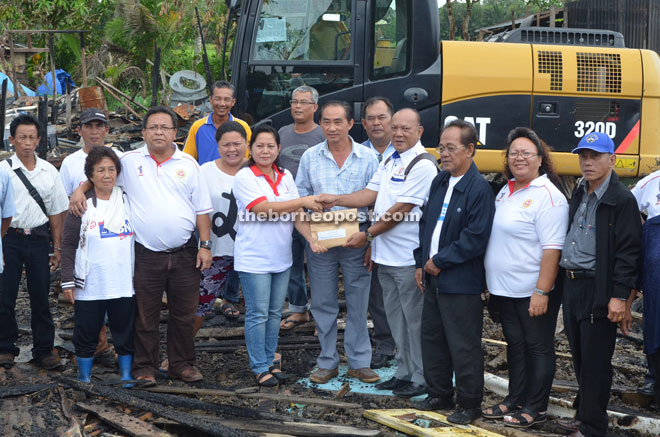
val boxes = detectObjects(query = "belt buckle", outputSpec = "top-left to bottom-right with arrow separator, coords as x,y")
568,270 -> 575,280
23,228 -> 31,236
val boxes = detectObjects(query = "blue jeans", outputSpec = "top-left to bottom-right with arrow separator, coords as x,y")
223,269 -> 241,303
286,229 -> 309,313
238,269 -> 291,375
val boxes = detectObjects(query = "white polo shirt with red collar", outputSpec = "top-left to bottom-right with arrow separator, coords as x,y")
117,144 -> 212,251
632,169 -> 660,219
233,164 -> 299,274
485,174 -> 568,298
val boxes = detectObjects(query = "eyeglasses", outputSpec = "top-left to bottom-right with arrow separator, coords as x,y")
145,125 -> 175,132
437,145 -> 465,154
290,99 -> 315,106
507,151 -> 539,159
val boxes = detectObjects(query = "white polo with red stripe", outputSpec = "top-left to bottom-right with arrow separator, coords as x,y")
233,164 -> 299,274
117,144 -> 212,251
485,174 -> 568,298
632,169 -> 660,219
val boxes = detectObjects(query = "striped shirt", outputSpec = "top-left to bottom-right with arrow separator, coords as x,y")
1,153 -> 68,229
295,138 -> 379,217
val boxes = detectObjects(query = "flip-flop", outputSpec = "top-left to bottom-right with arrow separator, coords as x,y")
221,302 -> 240,320
280,316 -> 308,330
136,375 -> 157,387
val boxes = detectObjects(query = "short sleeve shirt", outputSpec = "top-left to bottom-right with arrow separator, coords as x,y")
366,142 -> 437,266
60,145 -> 123,196
233,165 -> 299,273
117,145 -> 212,251
200,161 -> 238,257
0,165 -> 16,273
485,174 -> 568,297
632,169 -> 660,219
278,124 -> 325,179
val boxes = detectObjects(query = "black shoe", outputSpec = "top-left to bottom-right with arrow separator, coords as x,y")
394,382 -> 427,398
638,381 -> 655,397
411,396 -> 455,411
447,406 -> 481,425
370,353 -> 394,369
375,377 -> 408,390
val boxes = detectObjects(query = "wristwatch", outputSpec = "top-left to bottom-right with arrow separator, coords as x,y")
365,229 -> 374,243
200,240 -> 212,250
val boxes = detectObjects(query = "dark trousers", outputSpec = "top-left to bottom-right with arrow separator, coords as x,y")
369,264 -> 395,356
421,291 -> 483,408
73,297 -> 136,357
133,242 -> 200,377
286,229 -> 309,312
563,277 -> 617,437
649,349 -> 660,406
0,232 -> 54,359
496,292 -> 561,413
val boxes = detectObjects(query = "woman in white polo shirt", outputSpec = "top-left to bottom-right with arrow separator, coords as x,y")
483,127 -> 568,428
233,124 -> 326,387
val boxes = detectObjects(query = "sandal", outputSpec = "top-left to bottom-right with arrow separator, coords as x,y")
504,410 -> 547,428
136,375 -> 157,387
280,316 -> 308,330
482,402 -> 521,419
221,302 -> 240,321
269,365 -> 288,383
256,371 -> 278,387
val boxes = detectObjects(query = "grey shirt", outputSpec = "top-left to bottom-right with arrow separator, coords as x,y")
278,124 -> 325,179
560,172 -> 613,270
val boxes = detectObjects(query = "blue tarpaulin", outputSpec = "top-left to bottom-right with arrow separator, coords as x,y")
0,72 -> 36,97
36,69 -> 76,96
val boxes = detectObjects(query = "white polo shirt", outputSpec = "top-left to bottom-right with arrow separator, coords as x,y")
1,153 -> 68,229
485,174 -> 568,298
117,144 -> 212,251
233,165 -> 299,274
366,142 -> 437,266
60,144 -> 123,196
632,169 -> 660,219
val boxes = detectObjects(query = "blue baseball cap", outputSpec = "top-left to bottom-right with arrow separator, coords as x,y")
572,132 -> 615,154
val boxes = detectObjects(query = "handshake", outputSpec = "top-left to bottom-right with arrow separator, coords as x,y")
301,193 -> 340,212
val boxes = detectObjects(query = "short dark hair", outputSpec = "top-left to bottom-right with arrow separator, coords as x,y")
319,100 -> 353,122
216,120 -> 247,143
10,113 -> 40,138
84,147 -> 121,181
142,106 -> 177,130
362,97 -> 393,119
211,80 -> 235,97
247,124 -> 283,170
442,119 -> 478,157
504,127 -> 561,188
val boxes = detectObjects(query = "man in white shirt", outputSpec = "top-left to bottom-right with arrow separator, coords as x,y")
70,106 -> 213,385
0,114 -> 69,370
319,108 -> 437,396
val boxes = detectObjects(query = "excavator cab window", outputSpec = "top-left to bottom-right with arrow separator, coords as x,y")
371,0 -> 409,79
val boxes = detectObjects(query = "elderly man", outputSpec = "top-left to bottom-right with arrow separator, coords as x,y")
0,114 -> 69,369
319,108 -> 437,396
184,80 -> 251,165
278,85 -> 325,330
360,97 -> 396,368
411,120 -> 495,425
71,106 -> 213,385
557,132 -> 641,437
296,100 -> 380,384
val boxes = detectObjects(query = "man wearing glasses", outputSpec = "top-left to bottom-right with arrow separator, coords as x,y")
184,80 -> 252,165
70,106 -> 213,385
278,86 -> 325,331
557,132 -> 641,437
412,119 -> 494,425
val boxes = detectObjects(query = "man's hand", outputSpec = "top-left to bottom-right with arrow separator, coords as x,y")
302,196 -> 323,212
424,258 -> 441,276
618,290 -> 637,336
364,245 -> 373,272
196,249 -> 212,271
49,250 -> 61,272
607,297 -> 626,326
62,287 -> 75,304
317,193 -> 338,209
69,189 -> 88,217
415,268 -> 425,293
528,293 -> 548,317
344,231 -> 367,249
309,242 -> 328,254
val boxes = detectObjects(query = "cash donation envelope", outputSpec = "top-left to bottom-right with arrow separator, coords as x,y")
309,208 -> 360,249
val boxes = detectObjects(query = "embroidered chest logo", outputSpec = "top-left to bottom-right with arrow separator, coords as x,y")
390,166 -> 405,182
175,169 -> 186,179
522,199 -> 533,208
656,192 -> 660,205
496,191 -> 506,202
137,165 -> 144,176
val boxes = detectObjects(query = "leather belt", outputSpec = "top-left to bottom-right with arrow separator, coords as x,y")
565,269 -> 596,280
8,224 -> 49,236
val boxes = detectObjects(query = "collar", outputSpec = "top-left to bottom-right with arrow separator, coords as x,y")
363,139 -> 395,157
442,161 -> 478,193
9,153 -> 43,172
319,136 -> 366,159
507,173 -> 549,193
140,143 -> 181,165
205,113 -> 233,126
583,171 -> 612,201
390,142 -> 425,164
249,164 -> 285,196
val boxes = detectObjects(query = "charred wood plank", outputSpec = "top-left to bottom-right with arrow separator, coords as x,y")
0,383 -> 56,398
76,401 -> 173,437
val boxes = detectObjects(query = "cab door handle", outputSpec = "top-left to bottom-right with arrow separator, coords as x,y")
404,88 -> 428,105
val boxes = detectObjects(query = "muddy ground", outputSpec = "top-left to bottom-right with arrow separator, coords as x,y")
0,275 -> 656,437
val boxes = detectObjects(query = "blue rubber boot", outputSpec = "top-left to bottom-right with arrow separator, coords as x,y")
76,357 -> 93,383
118,355 -> 133,388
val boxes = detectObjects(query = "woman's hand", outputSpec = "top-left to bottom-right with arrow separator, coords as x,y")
528,292 -> 548,317
309,241 -> 327,254
62,287 -> 75,304
302,196 -> 323,212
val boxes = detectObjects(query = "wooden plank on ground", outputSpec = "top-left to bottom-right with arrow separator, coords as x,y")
77,402 -> 173,437
364,409 -> 504,437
